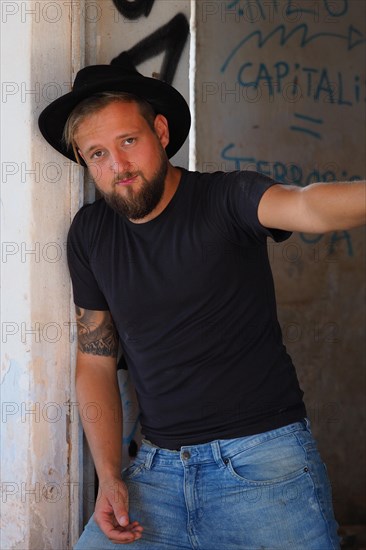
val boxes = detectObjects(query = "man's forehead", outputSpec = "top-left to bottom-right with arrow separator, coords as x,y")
77,98 -> 140,119
75,101 -> 145,137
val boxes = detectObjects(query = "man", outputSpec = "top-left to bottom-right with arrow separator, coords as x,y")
39,54 -> 365,549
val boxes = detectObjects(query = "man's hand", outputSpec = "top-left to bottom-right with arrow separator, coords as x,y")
94,477 -> 143,544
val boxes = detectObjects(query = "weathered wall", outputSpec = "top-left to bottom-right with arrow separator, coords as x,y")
1,1 -> 84,548
195,0 -> 366,523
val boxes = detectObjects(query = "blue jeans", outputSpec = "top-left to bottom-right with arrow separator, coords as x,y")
74,419 -> 340,549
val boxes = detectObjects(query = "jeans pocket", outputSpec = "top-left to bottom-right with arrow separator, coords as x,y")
224,432 -> 309,486
122,461 -> 145,480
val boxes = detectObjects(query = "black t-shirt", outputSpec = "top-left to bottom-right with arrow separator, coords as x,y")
67,169 -> 306,449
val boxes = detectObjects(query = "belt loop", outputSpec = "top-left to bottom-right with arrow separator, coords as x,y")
144,447 -> 157,470
211,440 -> 226,468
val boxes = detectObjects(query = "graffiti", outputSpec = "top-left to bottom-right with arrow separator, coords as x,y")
220,145 -> 362,185
204,0 -> 350,22
124,14 -> 189,85
216,1 -> 365,157
227,0 -> 349,19
290,113 -> 324,140
234,61 -> 364,105
113,0 -> 155,20
222,24 -> 366,73
227,0 -> 348,19
299,230 -> 353,257
112,1 -> 189,85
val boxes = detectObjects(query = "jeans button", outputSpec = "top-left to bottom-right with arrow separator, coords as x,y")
182,450 -> 191,460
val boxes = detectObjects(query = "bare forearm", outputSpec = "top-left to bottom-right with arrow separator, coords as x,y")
76,359 -> 123,481
73,310 -> 143,542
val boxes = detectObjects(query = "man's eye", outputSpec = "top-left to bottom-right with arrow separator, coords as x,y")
91,150 -> 104,159
124,138 -> 136,146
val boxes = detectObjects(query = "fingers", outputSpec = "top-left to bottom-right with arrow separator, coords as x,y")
99,518 -> 143,544
110,482 -> 130,527
96,506 -> 144,544
95,479 -> 143,544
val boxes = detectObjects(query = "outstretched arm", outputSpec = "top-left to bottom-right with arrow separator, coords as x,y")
75,306 -> 143,544
258,180 -> 366,233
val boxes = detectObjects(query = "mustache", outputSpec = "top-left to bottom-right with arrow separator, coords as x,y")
112,171 -> 140,185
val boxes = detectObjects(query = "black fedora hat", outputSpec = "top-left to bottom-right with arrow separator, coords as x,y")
38,52 -> 191,163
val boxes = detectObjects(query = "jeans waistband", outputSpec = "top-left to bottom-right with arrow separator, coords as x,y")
137,419 -> 309,468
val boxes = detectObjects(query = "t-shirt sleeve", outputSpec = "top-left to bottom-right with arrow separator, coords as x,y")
212,170 -> 292,243
67,206 -> 109,310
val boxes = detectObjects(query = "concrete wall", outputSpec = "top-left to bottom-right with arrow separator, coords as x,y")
1,2 -> 84,548
194,0 -> 366,523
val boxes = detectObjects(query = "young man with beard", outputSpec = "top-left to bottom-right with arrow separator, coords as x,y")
38,54 -> 365,549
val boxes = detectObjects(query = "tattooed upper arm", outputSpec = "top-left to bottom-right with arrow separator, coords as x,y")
75,306 -> 118,357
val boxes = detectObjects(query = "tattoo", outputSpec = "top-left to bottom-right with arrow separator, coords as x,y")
76,307 -> 118,357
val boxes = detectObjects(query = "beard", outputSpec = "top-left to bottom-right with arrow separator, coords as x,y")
96,146 -> 168,221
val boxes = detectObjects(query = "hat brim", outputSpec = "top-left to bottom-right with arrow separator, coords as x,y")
38,73 -> 191,163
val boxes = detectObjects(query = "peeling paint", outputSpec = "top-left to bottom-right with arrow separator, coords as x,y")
0,354 -> 12,385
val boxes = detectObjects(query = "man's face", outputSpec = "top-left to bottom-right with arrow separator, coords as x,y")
75,101 -> 169,220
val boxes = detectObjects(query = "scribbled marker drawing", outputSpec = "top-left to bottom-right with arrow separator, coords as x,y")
226,0 -> 349,19
290,113 -> 324,140
112,1 -> 189,85
221,25 -> 366,73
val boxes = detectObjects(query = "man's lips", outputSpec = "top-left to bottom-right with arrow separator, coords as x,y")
114,175 -> 138,186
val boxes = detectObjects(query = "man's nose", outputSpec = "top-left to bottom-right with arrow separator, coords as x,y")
109,150 -> 135,173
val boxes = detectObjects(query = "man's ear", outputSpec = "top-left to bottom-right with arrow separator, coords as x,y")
154,114 -> 170,149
